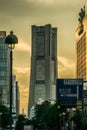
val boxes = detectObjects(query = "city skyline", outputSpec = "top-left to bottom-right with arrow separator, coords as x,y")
0,0 -> 87,114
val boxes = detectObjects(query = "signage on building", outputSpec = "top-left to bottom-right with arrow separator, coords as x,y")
56,78 -> 83,107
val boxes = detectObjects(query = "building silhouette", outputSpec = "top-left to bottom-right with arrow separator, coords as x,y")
28,24 -> 57,115
12,75 -> 20,115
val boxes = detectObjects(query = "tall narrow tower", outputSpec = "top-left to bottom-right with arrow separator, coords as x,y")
28,24 -> 57,115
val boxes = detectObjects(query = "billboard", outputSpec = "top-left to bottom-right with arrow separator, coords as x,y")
56,79 -> 83,107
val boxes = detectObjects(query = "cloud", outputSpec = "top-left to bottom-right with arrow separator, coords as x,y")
0,0 -> 84,18
58,56 -> 76,78
14,66 -> 30,114
15,40 -> 31,52
13,66 -> 30,91
26,0 -> 80,5
14,66 -> 30,74
26,0 -> 55,5
58,56 -> 75,69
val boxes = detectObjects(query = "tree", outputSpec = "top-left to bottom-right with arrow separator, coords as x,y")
0,104 -> 9,129
33,100 -> 68,130
80,115 -> 87,130
15,114 -> 26,130
71,109 -> 82,130
32,101 -> 50,130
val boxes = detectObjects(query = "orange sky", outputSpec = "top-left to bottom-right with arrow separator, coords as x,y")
0,0 -> 87,115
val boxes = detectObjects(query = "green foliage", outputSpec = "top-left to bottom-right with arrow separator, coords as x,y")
80,115 -> 87,130
33,100 -> 67,130
15,114 -> 26,130
0,104 -> 9,113
0,104 -> 9,128
24,119 -> 32,125
1,113 -> 9,128
72,109 -> 82,130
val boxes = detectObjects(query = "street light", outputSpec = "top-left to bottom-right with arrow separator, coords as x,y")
5,31 -> 18,130
59,114 -> 62,130
62,113 -> 65,130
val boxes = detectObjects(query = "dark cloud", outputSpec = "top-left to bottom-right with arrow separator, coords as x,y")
0,0 -> 30,16
0,0 -> 78,18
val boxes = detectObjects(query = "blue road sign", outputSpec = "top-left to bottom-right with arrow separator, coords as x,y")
56,79 -> 83,106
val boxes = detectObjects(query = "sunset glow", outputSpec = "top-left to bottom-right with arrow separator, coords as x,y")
0,0 -> 87,115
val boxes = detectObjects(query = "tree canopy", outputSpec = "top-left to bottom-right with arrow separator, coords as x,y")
32,100 -> 68,130
0,104 -> 9,128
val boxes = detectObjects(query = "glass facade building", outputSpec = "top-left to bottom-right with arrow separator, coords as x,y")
0,31 -> 10,105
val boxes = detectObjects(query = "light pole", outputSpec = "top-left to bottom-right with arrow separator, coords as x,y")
59,114 -> 62,130
5,31 -> 18,130
62,113 -> 65,130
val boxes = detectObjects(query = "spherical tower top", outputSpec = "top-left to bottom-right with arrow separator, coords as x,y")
5,31 -> 18,44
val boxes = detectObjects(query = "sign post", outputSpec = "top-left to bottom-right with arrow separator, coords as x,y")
56,79 -> 83,107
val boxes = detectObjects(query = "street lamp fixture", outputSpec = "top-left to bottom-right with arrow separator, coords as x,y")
5,31 -> 18,130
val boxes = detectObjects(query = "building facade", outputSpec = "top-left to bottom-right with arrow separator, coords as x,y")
76,7 -> 87,80
76,7 -> 87,112
0,31 -> 10,106
28,24 -> 57,115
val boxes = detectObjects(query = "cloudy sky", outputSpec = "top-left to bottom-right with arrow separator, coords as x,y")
0,0 -> 87,114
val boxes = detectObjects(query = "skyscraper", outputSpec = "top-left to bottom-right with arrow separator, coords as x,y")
76,6 -> 87,80
12,75 -> 20,115
28,24 -> 57,115
0,31 -> 10,106
76,7 -> 87,112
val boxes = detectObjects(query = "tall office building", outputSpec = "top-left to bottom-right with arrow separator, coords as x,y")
76,7 -> 87,111
0,31 -> 10,106
12,75 -> 20,115
0,31 -> 20,116
28,24 -> 57,115
76,6 -> 87,80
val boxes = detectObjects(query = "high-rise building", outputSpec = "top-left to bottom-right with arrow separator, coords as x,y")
76,6 -> 87,80
0,31 -> 20,116
0,31 -> 10,106
76,7 -> 87,112
28,24 -> 57,115
12,75 -> 20,115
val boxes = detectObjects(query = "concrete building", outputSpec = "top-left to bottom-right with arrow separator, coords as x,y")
0,31 -> 10,106
76,6 -> 87,79
76,6 -> 87,112
28,24 -> 57,115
